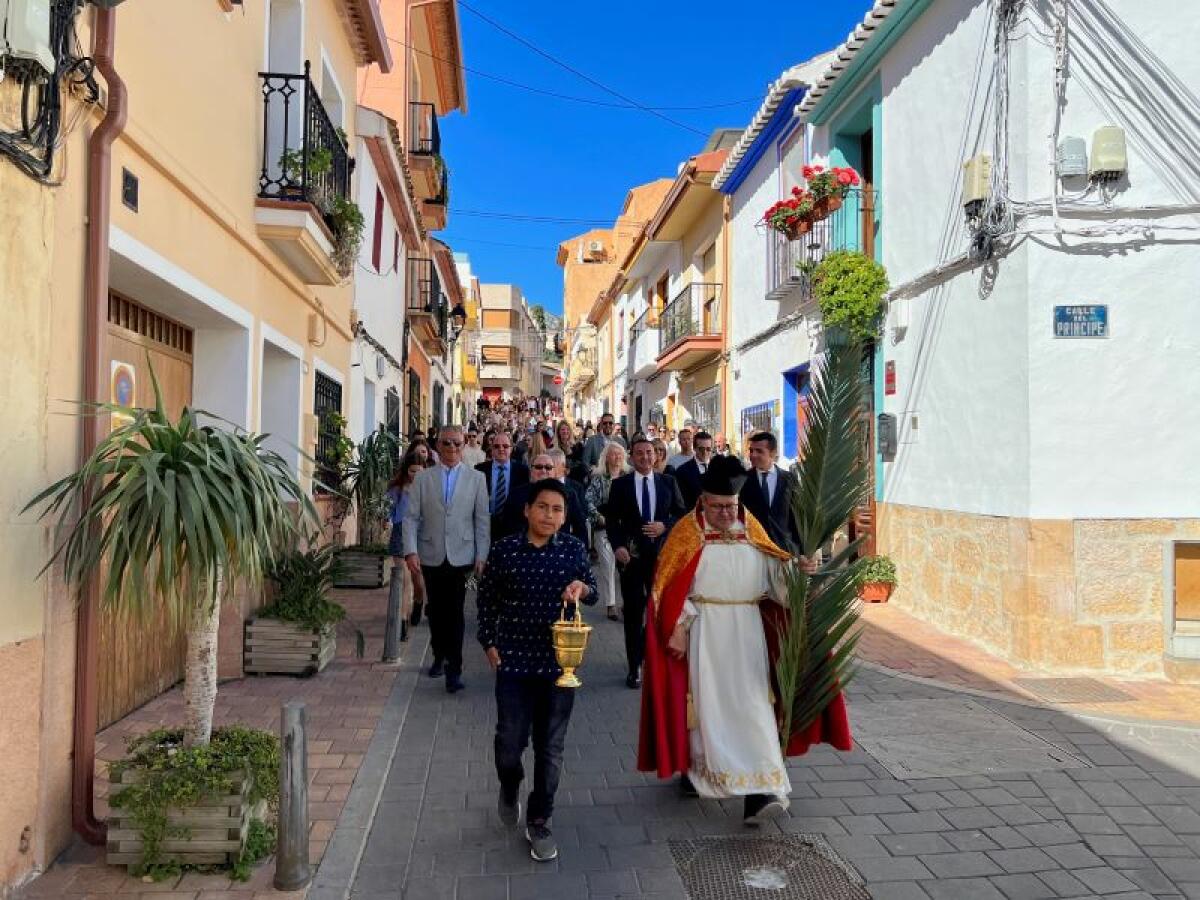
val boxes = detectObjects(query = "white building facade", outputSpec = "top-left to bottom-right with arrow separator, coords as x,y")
798,0 -> 1200,677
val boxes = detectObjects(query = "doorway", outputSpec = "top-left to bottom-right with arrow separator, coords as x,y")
99,294 -> 194,728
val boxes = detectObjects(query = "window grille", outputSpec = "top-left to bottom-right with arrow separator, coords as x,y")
406,370 -> 422,438
740,401 -> 774,439
314,371 -> 343,490
691,385 -> 721,437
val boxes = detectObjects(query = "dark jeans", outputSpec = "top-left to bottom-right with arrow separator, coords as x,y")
422,561 -> 470,677
494,672 -> 575,824
618,556 -> 652,676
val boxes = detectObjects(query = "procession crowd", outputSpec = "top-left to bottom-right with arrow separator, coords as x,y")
382,395 -> 848,863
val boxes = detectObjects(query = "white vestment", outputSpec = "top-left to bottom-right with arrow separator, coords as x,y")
681,523 -> 791,800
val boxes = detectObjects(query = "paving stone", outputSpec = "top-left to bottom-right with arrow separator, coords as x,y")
508,873 -> 587,900
1084,834 -> 1147,858
852,855 -> 935,881
880,832 -> 957,856
944,808 -> 1006,830
863,882 -> 931,900
1073,867 -> 1139,894
454,875 -> 508,900
990,872 -> 1058,899
1038,868 -> 1093,897
882,812 -> 954,833
920,878 -> 1008,899
1044,843 -> 1106,869
986,847 -> 1059,874
919,852 -> 1004,879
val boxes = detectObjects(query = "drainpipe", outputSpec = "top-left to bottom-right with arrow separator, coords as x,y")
721,194 -> 731,447
73,4 -> 126,845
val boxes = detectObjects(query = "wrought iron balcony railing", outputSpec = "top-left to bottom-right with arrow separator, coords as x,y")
406,257 -> 448,339
769,187 -> 879,299
409,101 -> 441,156
660,283 -> 723,352
258,61 -> 351,225
629,306 -> 656,347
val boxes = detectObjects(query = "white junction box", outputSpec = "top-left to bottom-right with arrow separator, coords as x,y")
2,0 -> 55,75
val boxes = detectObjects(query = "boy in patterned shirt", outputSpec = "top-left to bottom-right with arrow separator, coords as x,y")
478,479 -> 597,862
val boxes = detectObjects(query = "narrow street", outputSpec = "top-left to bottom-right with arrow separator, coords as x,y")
320,606 -> 1200,900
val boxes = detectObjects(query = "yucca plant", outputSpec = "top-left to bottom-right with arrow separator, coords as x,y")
774,332 -> 869,747
25,368 -> 316,747
347,427 -> 400,547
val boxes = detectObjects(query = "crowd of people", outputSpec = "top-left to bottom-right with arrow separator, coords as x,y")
382,395 -> 850,863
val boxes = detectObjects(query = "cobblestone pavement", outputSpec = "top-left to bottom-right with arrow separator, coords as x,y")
336,604 -> 1200,900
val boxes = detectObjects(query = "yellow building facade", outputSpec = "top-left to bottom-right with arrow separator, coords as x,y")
0,1 -> 390,890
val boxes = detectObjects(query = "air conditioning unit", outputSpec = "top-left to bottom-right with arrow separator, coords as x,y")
586,240 -> 606,260
375,354 -> 387,379
2,0 -> 54,74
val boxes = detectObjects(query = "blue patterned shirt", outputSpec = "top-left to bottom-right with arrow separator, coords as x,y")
477,531 -> 598,677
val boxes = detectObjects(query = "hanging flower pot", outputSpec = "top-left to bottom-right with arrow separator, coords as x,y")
782,218 -> 812,240
812,195 -> 844,221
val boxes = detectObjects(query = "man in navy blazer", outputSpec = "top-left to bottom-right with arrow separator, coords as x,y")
672,430 -> 716,511
739,431 -> 801,553
607,437 -> 687,688
499,451 -> 589,545
475,431 -> 530,540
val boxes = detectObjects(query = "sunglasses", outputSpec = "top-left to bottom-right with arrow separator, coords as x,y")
531,464 -> 555,471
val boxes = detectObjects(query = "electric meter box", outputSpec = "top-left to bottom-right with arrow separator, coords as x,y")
962,154 -> 992,206
1,0 -> 54,74
1090,126 -> 1128,180
1057,136 -> 1088,178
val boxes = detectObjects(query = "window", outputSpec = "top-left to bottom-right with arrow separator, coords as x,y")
740,401 -> 774,439
691,384 -> 721,437
385,387 -> 400,439
431,383 -> 445,428
371,188 -> 384,271
406,370 -> 422,438
314,371 -> 343,490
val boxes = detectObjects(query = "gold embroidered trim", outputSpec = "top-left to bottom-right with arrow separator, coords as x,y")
691,594 -> 767,606
686,692 -> 698,730
692,758 -> 788,792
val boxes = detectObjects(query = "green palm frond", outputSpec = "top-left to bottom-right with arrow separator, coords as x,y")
774,333 -> 870,746
345,427 -> 400,546
25,364 -> 318,627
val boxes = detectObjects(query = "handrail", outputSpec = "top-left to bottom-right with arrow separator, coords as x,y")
659,283 -> 723,352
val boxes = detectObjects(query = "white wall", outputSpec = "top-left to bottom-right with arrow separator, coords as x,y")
856,0 -> 1200,519
261,338 -> 303,475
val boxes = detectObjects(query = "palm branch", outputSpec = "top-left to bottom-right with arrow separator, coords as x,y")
24,359 -> 317,746
345,426 -> 400,546
774,332 -> 870,746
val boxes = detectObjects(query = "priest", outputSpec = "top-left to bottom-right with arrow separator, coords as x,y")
637,455 -> 853,825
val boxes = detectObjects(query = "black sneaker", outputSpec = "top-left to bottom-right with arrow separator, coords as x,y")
678,775 -> 699,798
743,793 -> 788,827
525,821 -> 557,862
497,790 -> 521,828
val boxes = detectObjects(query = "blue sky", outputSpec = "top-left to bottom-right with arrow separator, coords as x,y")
438,1 -> 866,317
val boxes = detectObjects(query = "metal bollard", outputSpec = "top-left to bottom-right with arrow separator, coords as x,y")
275,700 -> 310,891
383,562 -> 403,662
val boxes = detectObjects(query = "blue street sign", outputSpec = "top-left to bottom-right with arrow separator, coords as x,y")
1054,305 -> 1108,338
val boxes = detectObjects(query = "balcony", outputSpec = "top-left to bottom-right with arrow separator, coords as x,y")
421,162 -> 449,231
406,257 -> 448,353
767,188 -> 879,302
628,306 -> 660,378
657,283 -> 723,371
256,62 -> 352,286
409,101 -> 443,201
479,362 -> 521,383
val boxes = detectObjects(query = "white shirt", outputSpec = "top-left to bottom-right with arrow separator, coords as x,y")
693,458 -> 711,475
635,471 -> 656,521
754,466 -> 779,505
667,452 -> 693,470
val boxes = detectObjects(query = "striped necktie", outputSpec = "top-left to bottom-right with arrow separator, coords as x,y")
493,465 -> 507,514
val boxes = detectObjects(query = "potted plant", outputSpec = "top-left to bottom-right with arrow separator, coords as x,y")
326,193 -> 365,280
802,164 -> 861,219
811,250 -> 889,343
278,146 -> 332,200
857,555 -> 898,603
762,187 -> 816,239
247,544 -> 346,675
332,427 -> 400,588
26,369 -> 314,875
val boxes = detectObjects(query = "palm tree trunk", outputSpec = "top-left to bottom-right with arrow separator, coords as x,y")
183,598 -> 220,747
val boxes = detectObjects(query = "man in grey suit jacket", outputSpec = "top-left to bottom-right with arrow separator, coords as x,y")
404,425 -> 491,693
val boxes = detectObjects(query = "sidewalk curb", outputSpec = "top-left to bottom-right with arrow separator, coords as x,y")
309,632 -> 429,900
857,658 -> 1200,734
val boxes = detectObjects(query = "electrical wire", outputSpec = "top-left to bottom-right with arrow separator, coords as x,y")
455,1 -> 708,137
384,34 -> 755,113
448,208 -> 636,226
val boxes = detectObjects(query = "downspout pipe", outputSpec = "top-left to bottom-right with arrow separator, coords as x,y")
74,4 -> 126,845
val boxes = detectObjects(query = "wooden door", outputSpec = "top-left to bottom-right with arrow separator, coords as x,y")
98,293 -> 194,728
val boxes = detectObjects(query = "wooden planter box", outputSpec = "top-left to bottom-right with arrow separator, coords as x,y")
107,769 -> 262,869
244,617 -> 336,676
333,549 -> 390,588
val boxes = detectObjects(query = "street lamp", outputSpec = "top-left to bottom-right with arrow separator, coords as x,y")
447,303 -> 468,423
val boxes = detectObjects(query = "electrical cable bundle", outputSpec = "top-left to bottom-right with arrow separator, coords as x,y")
0,0 -> 98,183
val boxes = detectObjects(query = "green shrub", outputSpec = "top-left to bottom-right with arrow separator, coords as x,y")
109,726 -> 279,880
857,555 -> 898,586
811,250 -> 889,342
260,545 -> 346,631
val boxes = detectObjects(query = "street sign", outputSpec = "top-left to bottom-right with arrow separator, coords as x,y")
553,374 -> 564,385
1054,305 -> 1108,338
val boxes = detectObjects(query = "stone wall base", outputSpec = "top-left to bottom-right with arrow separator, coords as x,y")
877,503 -> 1200,679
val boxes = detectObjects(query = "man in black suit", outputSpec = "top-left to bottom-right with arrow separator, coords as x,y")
672,430 -> 716,511
607,436 -> 687,688
475,431 -> 530,540
500,451 -> 589,545
739,431 -> 800,553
